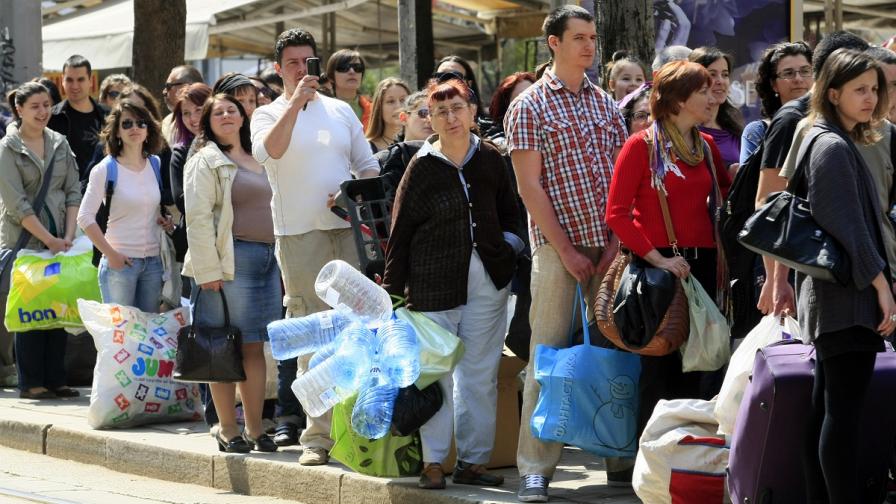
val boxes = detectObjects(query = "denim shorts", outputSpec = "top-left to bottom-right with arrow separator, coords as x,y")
191,240 -> 282,343
98,255 -> 163,313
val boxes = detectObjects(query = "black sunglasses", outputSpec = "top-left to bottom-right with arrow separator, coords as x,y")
121,119 -> 148,130
107,90 -> 121,99
433,71 -> 465,83
163,81 -> 189,91
335,62 -> 365,73
414,108 -> 430,119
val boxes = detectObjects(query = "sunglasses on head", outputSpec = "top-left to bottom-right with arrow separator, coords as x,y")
121,119 -> 148,130
433,71 -> 465,83
335,62 -> 365,73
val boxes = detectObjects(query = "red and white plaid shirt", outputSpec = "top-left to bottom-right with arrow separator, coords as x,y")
505,69 -> 627,249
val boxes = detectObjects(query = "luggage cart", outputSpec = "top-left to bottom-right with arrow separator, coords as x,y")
330,176 -> 392,280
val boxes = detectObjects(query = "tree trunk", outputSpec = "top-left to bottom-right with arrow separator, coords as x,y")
596,0 -> 654,83
132,0 -> 186,96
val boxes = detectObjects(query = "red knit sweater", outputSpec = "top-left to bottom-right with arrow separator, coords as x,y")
606,130 -> 731,257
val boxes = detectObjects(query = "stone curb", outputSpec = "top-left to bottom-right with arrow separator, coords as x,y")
0,418 -> 502,504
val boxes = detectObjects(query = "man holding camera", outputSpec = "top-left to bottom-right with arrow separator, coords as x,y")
250,28 -> 379,466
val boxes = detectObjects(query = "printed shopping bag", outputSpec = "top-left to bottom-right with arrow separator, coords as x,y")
78,299 -> 203,429
395,307 -> 464,388
530,284 -> 642,458
679,276 -> 730,372
714,315 -> 800,436
634,399 -> 729,504
5,236 -> 101,332
330,392 -> 423,477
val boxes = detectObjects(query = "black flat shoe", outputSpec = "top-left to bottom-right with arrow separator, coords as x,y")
216,432 -> 251,453
243,432 -> 278,452
273,422 -> 299,447
53,387 -> 80,398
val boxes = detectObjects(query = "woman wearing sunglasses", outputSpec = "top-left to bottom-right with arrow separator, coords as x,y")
78,100 -> 171,312
325,49 -> 372,128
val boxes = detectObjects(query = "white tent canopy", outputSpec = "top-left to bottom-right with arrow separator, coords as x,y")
42,0 -> 260,71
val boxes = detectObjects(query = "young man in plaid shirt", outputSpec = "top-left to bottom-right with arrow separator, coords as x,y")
504,5 -> 628,502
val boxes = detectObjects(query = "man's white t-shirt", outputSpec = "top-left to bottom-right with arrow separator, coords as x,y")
250,93 -> 379,236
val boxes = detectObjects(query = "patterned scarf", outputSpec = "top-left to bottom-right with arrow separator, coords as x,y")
645,120 -> 731,319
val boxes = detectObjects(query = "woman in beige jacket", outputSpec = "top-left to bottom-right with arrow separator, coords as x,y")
182,94 -> 280,454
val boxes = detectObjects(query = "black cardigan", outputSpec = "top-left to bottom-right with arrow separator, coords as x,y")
382,138 -> 521,311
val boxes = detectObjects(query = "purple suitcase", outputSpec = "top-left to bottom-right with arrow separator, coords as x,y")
727,340 -> 896,504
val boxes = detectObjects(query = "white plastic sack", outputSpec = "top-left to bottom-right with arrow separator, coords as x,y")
78,299 -> 203,429
714,315 -> 800,436
634,399 -> 729,504
680,276 -> 731,372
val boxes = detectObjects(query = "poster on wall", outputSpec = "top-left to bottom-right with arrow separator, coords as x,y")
654,0 -> 793,123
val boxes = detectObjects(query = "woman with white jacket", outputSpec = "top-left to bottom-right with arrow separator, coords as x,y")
182,94 -> 280,454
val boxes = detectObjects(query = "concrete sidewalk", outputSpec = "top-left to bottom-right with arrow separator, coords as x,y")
0,386 -> 639,504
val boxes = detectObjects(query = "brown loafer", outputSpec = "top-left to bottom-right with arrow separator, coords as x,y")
452,460 -> 504,486
20,388 -> 55,400
418,463 -> 446,489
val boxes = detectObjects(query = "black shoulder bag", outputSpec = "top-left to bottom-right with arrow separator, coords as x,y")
737,131 -> 850,285
173,289 -> 245,383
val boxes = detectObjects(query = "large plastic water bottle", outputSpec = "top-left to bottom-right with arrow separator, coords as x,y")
376,318 -> 421,388
290,324 -> 376,417
268,310 -> 352,360
315,260 -> 392,327
308,341 -> 336,369
351,369 -> 399,439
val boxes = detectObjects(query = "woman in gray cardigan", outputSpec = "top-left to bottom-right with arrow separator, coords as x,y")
0,82 -> 81,400
795,49 -> 894,503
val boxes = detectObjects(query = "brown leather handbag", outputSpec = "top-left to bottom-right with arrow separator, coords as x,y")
594,186 -> 689,356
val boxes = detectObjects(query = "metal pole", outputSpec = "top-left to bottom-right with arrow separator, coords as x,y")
0,0 -> 42,90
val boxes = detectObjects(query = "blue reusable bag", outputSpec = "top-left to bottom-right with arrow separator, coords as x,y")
530,284 -> 642,458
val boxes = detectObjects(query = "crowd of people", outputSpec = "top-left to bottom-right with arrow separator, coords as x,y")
2,3 -> 896,503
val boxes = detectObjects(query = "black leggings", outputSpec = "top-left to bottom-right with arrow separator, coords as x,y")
802,338 -> 877,504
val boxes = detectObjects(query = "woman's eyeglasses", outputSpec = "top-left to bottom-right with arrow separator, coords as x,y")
335,62 -> 365,73
432,103 -> 468,120
632,112 -> 650,122
775,66 -> 812,80
121,119 -> 148,130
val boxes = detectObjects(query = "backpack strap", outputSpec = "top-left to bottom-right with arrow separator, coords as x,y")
148,154 -> 162,190
104,156 -> 118,217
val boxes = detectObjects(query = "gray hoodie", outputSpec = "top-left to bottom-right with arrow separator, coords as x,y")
0,126 -> 81,250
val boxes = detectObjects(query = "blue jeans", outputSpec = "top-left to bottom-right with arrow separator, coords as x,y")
15,328 -> 67,391
98,256 -> 163,313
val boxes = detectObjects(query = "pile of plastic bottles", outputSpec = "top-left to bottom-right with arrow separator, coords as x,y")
267,260 -> 420,439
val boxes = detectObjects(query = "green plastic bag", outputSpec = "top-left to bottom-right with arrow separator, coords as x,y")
680,275 -> 731,372
395,307 -> 464,388
4,237 -> 101,332
330,393 -> 423,477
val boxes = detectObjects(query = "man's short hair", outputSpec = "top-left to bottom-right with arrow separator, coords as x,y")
275,29 -> 317,64
542,5 -> 594,57
866,46 -> 896,66
652,45 -> 693,72
170,65 -> 204,84
63,55 -> 91,75
812,30 -> 869,77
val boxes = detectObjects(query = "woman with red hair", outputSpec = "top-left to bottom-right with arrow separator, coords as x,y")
485,72 -> 536,146
382,78 -> 523,491
605,60 -> 731,432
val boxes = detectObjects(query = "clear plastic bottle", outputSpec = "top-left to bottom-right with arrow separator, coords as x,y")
314,260 -> 393,327
351,369 -> 399,440
267,310 -> 352,361
376,318 -> 421,388
290,324 -> 376,417
308,341 -> 336,369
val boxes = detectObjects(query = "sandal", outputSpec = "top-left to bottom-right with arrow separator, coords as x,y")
243,432 -> 278,452
19,388 -> 55,400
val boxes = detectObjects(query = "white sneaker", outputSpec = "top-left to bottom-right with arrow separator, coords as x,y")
299,446 -> 329,466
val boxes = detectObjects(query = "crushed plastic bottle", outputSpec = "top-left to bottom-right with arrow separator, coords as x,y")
376,318 -> 421,388
351,368 -> 399,440
314,260 -> 392,327
290,323 -> 376,417
267,310 -> 352,360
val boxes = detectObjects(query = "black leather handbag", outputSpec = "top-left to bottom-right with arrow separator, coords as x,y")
613,255 -> 682,349
737,134 -> 850,286
173,289 -> 246,383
